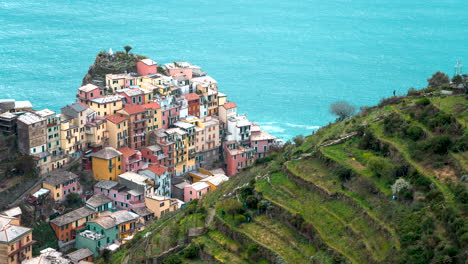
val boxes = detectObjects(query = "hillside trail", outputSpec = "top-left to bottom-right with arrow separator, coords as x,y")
205,208 -> 215,227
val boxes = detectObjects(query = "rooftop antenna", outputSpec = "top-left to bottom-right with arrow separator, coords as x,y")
454,59 -> 463,76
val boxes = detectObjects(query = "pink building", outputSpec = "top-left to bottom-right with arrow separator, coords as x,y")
184,182 -> 210,203
161,105 -> 180,129
93,180 -> 145,210
136,59 -> 158,76
223,141 -> 256,176
250,125 -> 276,159
77,84 -> 103,105
118,147 -> 144,172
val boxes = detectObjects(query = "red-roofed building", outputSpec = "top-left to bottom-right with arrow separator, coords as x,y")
139,164 -> 171,196
184,93 -> 200,117
105,115 -> 129,149
117,105 -> 147,149
118,147 -> 144,172
218,102 -> 238,130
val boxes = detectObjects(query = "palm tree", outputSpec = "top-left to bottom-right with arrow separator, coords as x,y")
124,45 -> 132,55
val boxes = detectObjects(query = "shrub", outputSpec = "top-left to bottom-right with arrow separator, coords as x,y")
183,244 -> 199,259
415,97 -> 431,106
293,135 -> 305,146
391,178 -> 411,196
234,214 -> 247,226
163,255 -> 183,264
246,244 -> 259,256
405,125 -> 424,141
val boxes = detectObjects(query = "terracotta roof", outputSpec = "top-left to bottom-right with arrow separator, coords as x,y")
142,102 -> 161,109
118,147 -> 137,158
105,114 -> 127,124
146,165 -> 168,175
90,147 -> 122,160
223,102 -> 237,110
122,104 -> 146,115
184,93 -> 200,101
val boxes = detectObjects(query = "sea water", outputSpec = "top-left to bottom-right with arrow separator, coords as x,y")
0,0 -> 466,140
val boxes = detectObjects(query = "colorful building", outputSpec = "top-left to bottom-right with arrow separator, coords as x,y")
90,147 -> 122,181
183,182 -> 210,203
88,95 -> 124,117
142,102 -> 162,142
117,105 -> 147,149
42,171 -> 81,201
136,59 -> 158,76
145,195 -> 179,220
0,215 -> 34,264
60,103 -> 95,157
118,147 -> 144,173
223,141 -> 256,176
77,84 -> 103,105
184,93 -> 200,117
105,114 -> 129,149
50,206 -> 97,243
250,124 -> 276,158
116,87 -> 152,106
138,165 -> 170,197
16,112 -> 50,174
141,144 -> 167,167
93,180 -> 145,210
85,194 -> 113,212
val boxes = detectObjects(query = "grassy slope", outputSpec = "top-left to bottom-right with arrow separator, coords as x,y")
111,95 -> 466,264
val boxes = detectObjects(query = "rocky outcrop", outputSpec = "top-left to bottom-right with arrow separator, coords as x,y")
81,51 -> 146,86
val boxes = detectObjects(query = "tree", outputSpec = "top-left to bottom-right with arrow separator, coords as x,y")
15,155 -> 36,176
329,101 -> 356,121
219,198 -> 242,219
452,75 -> 463,86
427,71 -> 449,88
391,178 -> 411,195
123,45 -> 132,55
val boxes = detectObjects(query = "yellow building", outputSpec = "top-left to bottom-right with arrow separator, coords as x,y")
42,171 -> 80,201
105,115 -> 129,149
0,215 -> 33,264
88,95 -> 124,117
145,195 -> 179,220
85,117 -> 108,149
60,103 -> 94,157
105,73 -> 133,91
165,127 -> 192,176
90,147 -> 122,181
143,102 -> 162,142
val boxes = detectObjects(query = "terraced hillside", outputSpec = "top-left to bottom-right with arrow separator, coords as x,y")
108,93 -> 467,264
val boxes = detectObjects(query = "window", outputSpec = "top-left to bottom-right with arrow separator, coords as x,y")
160,202 -> 165,207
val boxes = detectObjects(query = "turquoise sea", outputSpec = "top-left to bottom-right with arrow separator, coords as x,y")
0,0 -> 466,140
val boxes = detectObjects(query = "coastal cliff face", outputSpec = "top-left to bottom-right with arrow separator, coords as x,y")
81,51 -> 146,86
107,92 -> 467,264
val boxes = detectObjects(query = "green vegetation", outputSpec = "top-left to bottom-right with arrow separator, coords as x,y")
32,222 -> 58,256
106,91 -> 466,264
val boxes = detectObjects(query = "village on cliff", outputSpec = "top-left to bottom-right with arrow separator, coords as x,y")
0,52 -> 277,263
